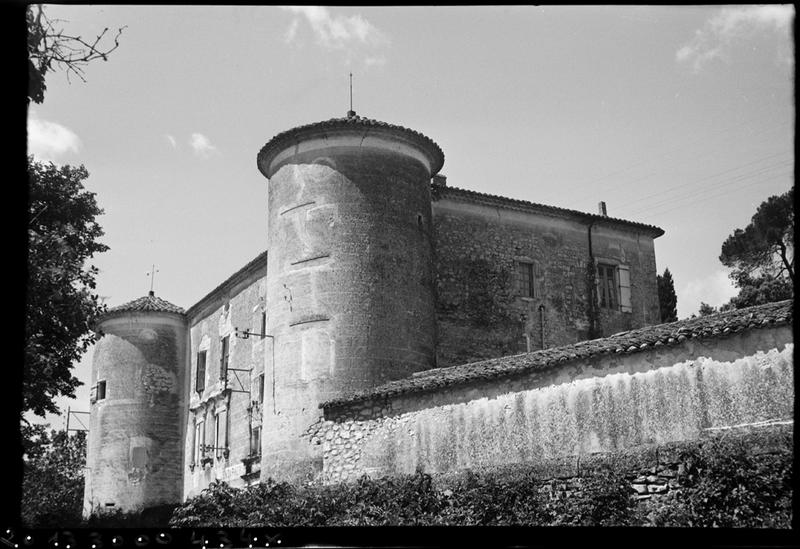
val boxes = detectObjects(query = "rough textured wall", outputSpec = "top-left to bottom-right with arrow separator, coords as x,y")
319,326 -> 792,483
264,148 -> 437,482
431,198 -> 660,367
83,314 -> 186,515
183,276 -> 267,499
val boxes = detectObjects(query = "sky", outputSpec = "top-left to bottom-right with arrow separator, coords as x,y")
27,5 -> 795,428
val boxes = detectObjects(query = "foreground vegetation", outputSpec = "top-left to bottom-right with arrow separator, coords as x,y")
169,428 -> 792,528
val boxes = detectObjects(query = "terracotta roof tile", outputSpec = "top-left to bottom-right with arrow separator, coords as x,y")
257,113 -> 445,176
321,299 -> 792,410
101,292 -> 186,320
433,185 -> 665,237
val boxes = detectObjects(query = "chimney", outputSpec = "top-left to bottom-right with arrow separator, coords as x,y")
432,174 -> 447,187
598,201 -> 607,216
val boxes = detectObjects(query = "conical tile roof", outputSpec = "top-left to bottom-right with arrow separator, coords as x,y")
100,291 -> 186,321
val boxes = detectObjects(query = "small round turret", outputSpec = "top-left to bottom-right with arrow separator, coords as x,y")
83,291 -> 187,516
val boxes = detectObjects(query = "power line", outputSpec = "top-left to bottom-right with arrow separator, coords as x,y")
616,149 -> 793,209
545,117 -> 792,206
632,170 -> 794,220
628,161 -> 793,217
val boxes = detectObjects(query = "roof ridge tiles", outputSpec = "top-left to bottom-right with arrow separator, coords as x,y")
321,298 -> 792,410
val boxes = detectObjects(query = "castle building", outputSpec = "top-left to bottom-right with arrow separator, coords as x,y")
83,112 -> 665,514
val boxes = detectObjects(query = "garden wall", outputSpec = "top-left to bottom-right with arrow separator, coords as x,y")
317,303 -> 792,484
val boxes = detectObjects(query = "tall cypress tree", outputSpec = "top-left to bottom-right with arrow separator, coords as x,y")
657,268 -> 678,322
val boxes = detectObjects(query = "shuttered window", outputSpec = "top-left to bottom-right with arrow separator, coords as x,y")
215,409 -> 228,459
598,263 -> 618,309
618,265 -> 632,313
194,420 -> 205,465
597,263 -> 631,312
220,336 -> 230,381
196,351 -> 206,393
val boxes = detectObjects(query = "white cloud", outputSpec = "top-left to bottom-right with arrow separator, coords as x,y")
27,115 -> 82,161
282,6 -> 388,49
165,134 -> 177,149
189,133 -> 218,157
281,6 -> 389,70
677,269 -> 739,319
676,5 -> 794,72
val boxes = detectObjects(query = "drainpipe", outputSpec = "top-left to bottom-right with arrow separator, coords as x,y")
538,304 -> 546,350
587,221 -> 599,339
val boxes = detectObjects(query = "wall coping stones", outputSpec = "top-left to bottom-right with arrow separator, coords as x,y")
320,299 -> 792,411
431,184 -> 665,238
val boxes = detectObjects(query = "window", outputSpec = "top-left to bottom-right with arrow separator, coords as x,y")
255,373 -> 265,403
214,409 -> 228,460
597,263 -> 632,313
195,351 -> 207,393
260,311 -> 267,338
598,263 -> 617,309
220,336 -> 230,381
96,380 -> 107,401
131,446 -> 147,468
250,426 -> 262,457
516,262 -> 535,298
193,420 -> 205,465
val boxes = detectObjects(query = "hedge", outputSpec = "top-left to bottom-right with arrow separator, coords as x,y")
168,426 -> 792,528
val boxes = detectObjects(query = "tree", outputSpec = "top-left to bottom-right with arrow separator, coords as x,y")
21,424 -> 87,527
657,268 -> 678,323
25,157 -> 108,418
27,4 -> 125,104
725,273 -> 793,310
720,188 -> 794,284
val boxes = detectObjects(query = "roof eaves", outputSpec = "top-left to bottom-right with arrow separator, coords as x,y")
435,185 -> 665,238
185,250 -> 269,321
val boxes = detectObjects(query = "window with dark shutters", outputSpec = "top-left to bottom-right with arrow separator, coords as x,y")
220,336 -> 229,381
196,351 -> 206,393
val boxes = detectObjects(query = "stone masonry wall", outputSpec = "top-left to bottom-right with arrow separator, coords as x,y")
431,198 -> 660,367
318,325 -> 792,484
184,275 -> 268,499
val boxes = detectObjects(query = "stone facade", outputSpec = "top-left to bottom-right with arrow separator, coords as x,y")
182,255 -> 268,499
431,187 -> 661,367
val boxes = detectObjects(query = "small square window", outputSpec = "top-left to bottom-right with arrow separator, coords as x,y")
96,380 -> 107,401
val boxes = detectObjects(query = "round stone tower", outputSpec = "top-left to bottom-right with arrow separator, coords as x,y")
256,112 -> 445,480
83,291 -> 187,516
